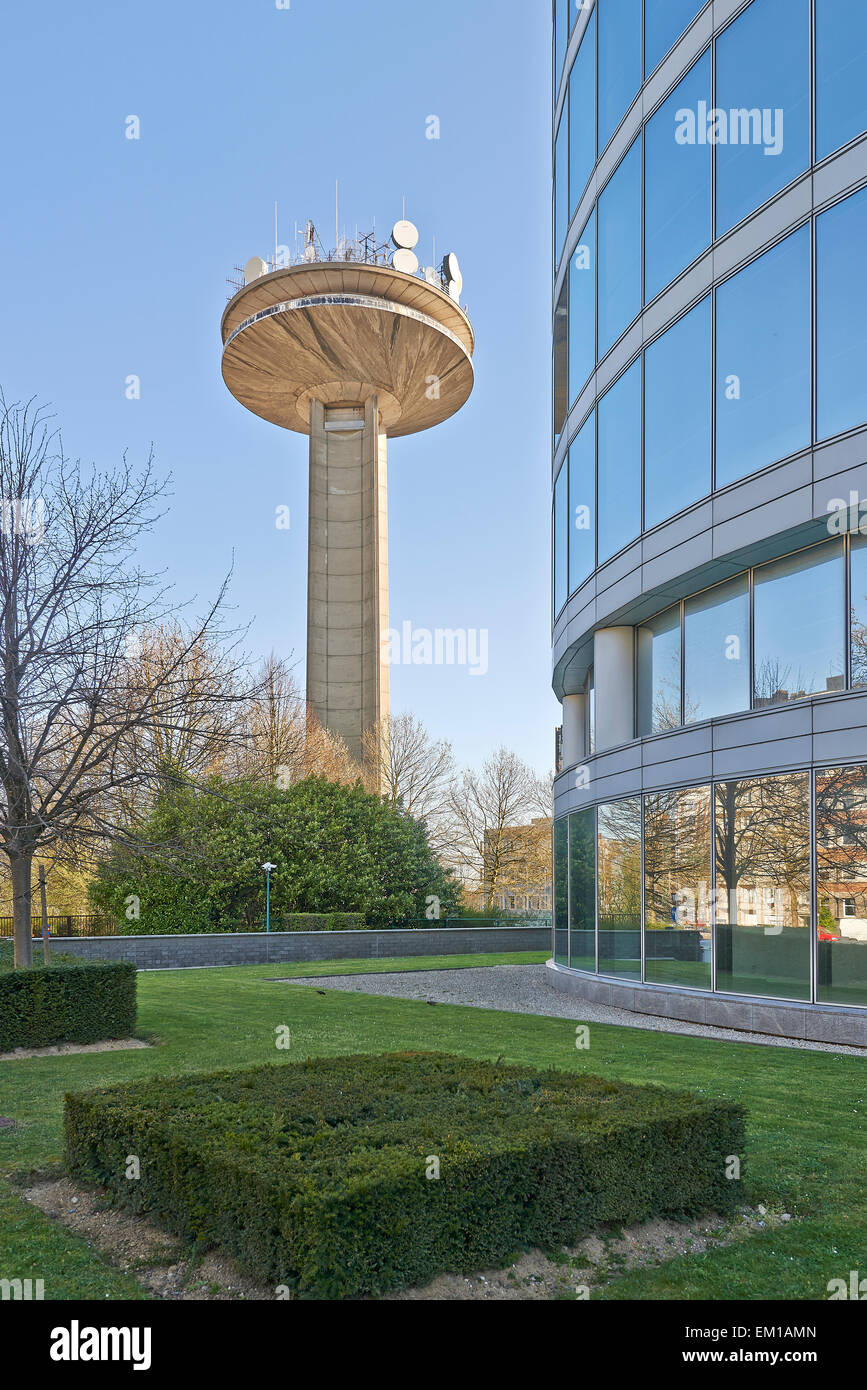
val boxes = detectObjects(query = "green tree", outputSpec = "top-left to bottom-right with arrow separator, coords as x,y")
88,775 -> 459,931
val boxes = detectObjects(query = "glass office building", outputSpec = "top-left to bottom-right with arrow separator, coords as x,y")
550,0 -> 867,1042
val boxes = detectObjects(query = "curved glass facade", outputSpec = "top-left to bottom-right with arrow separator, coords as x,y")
635,536 -> 852,735
551,1 -> 867,1024
553,187 -> 867,617
555,0 -> 867,273
553,0 -> 867,614
553,768 -> 867,1008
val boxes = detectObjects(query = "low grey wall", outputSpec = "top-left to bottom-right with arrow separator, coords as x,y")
46,926 -> 551,971
546,960 -> 866,1046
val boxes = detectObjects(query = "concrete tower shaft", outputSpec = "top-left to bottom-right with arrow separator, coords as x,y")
307,397 -> 389,759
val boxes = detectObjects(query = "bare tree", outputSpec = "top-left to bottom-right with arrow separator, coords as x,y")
302,712 -> 360,786
361,713 -> 455,849
0,395 -> 250,965
112,620 -> 252,828
447,746 -> 547,911
234,653 -> 307,783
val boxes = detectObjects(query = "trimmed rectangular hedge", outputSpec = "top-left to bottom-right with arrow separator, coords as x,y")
118,911 -> 368,936
64,1052 -> 745,1298
0,961 -> 137,1051
280,912 -> 366,932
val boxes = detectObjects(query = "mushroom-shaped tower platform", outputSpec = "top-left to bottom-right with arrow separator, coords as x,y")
221,245 -> 475,762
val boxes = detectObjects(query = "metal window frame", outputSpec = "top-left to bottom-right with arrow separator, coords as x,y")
566,810 -> 572,968
581,768 -> 850,1008
594,799 -> 600,974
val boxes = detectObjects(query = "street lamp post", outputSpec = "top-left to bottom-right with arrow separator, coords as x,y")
262,862 -> 276,933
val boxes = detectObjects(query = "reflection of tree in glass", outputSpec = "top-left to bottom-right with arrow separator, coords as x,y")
816,766 -> 867,921
755,649 -> 844,706
714,774 -> 809,928
755,657 -> 802,706
644,787 -> 710,926
568,809 -> 595,932
850,605 -> 867,688
553,819 -> 568,934
597,799 -> 641,924
652,685 -> 681,731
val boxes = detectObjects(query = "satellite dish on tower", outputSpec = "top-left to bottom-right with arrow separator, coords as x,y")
392,247 -> 419,274
391,219 -> 419,250
441,252 -> 462,293
244,256 -> 269,284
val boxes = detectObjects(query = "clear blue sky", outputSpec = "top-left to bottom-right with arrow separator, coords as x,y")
0,0 -> 558,775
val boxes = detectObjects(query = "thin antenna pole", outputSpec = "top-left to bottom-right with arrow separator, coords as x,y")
274,201 -> 278,267
335,180 -> 339,252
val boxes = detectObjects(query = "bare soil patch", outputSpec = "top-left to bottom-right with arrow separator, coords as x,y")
20,1175 -> 791,1300
0,1038 -> 150,1062
384,1207 -> 791,1299
22,1178 -> 271,1301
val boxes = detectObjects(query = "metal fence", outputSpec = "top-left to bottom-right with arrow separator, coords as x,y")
402,916 -> 553,930
0,913 -> 552,938
0,915 -> 118,939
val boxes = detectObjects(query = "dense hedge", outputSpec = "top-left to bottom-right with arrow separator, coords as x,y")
115,911 -> 368,936
280,912 -> 365,932
0,961 -> 137,1051
64,1051 -> 745,1298
90,775 -> 460,929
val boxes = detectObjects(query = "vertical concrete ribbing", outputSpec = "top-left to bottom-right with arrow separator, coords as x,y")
306,396 -> 389,762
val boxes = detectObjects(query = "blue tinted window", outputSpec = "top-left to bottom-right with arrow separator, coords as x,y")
597,359 -> 641,563
555,105 -> 569,262
645,51 -> 711,302
645,0 -> 703,75
753,543 -> 845,705
684,576 -> 750,722
816,0 -> 867,159
568,210 -> 595,404
569,414 -> 595,594
554,461 -> 568,614
644,297 -> 711,529
597,136 -> 641,356
715,0 -> 810,235
715,227 -> 811,488
569,8 -> 596,216
637,606 -> 682,735
818,188 -> 867,441
598,0 -> 641,153
554,0 -> 569,88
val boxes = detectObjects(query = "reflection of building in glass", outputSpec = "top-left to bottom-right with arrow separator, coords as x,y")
549,0 -> 867,1041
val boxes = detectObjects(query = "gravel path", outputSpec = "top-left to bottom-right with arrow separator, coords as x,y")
283,964 -> 864,1055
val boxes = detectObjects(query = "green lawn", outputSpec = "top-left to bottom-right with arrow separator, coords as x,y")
0,950 -> 863,1301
